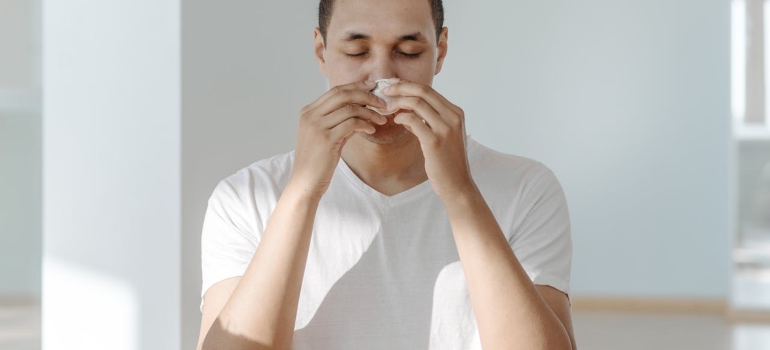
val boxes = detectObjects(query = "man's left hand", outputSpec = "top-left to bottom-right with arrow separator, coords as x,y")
383,79 -> 477,201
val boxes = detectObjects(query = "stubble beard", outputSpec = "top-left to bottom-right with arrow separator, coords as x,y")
356,122 -> 412,145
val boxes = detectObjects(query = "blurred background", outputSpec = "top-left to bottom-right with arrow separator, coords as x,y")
1,0 -> 769,349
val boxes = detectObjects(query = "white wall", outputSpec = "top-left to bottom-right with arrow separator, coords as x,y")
0,111 -> 40,295
0,0 -> 41,296
437,0 -> 730,298
0,0 -> 35,87
42,1 -> 180,349
181,1 -> 323,347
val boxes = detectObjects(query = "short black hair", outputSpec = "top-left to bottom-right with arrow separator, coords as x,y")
318,0 -> 444,43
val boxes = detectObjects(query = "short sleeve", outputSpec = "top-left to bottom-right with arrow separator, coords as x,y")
200,179 -> 259,311
509,166 -> 572,300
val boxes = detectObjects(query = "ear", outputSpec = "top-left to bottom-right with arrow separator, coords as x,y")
434,27 -> 448,76
313,28 -> 327,75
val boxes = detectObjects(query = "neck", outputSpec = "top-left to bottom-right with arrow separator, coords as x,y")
341,133 -> 428,196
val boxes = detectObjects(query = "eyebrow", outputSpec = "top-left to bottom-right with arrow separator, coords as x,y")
343,31 -> 427,43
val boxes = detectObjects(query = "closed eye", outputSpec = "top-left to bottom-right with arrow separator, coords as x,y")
399,52 -> 422,58
345,52 -> 368,58
344,51 -> 422,58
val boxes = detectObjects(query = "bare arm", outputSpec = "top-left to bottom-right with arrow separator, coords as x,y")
443,188 -> 575,350
198,81 -> 387,350
536,284 -> 577,349
200,185 -> 320,349
198,277 -> 239,350
386,80 -> 575,350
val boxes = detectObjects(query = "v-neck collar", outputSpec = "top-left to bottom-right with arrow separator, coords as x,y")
335,135 -> 481,207
337,157 -> 433,207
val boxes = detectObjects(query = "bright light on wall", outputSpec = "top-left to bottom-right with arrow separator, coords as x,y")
42,257 -> 138,350
765,0 -> 770,124
732,0 -> 747,122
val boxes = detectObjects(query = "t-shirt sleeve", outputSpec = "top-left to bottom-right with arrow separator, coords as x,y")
200,178 -> 260,310
509,165 -> 572,300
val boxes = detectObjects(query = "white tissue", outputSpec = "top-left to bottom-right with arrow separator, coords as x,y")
367,78 -> 399,115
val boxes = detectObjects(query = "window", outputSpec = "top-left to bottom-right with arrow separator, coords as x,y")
731,0 -> 770,311
733,0 -> 770,131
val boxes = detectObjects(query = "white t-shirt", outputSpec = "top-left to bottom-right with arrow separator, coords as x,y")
201,136 -> 572,350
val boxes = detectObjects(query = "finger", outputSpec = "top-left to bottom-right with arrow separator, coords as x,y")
393,112 -> 434,142
315,89 -> 387,117
386,96 -> 448,134
305,80 -> 376,112
310,80 -> 384,113
322,104 -> 387,129
330,117 -> 377,141
382,80 -> 462,118
340,79 -> 377,92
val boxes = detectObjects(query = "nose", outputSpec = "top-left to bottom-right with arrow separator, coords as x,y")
367,49 -> 397,81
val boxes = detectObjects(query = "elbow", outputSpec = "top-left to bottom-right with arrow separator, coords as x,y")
552,330 -> 575,350
552,333 -> 575,350
200,319 -> 292,350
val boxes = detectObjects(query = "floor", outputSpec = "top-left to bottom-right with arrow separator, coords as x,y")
2,302 -> 770,350
0,300 -> 39,350
573,310 -> 770,350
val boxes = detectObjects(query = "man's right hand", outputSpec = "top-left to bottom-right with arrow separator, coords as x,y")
199,83 -> 385,349
289,80 -> 388,199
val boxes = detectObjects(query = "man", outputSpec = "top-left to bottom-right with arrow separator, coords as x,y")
198,0 -> 576,349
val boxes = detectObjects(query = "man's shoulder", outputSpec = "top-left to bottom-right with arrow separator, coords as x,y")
468,137 -> 552,183
213,150 -> 295,200
467,138 -> 568,233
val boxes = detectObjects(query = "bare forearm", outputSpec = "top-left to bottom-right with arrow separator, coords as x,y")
203,182 -> 320,350
443,186 -> 572,350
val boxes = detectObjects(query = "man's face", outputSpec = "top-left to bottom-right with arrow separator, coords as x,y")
314,0 -> 448,144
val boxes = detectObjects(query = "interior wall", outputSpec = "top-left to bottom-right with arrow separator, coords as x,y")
181,1 -> 323,348
0,0 -> 34,87
0,0 -> 41,296
436,0 -> 731,298
42,1 -> 181,349
0,111 -> 41,295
